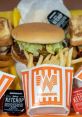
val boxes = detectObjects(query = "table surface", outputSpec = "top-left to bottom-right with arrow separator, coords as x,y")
0,112 -> 82,117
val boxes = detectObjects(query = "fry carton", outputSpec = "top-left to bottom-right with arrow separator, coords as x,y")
22,65 -> 73,116
0,71 -> 15,99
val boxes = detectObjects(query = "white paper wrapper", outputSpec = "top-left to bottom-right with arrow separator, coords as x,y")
17,0 -> 70,24
0,71 -> 15,99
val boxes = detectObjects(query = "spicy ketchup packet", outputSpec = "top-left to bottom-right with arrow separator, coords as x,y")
0,71 -> 15,99
72,87 -> 82,114
22,64 -> 73,116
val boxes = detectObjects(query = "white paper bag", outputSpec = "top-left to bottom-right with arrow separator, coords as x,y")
18,0 -> 70,24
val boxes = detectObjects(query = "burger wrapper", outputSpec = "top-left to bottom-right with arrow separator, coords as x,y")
74,66 -> 82,88
17,0 -> 70,24
0,71 -> 15,99
22,64 -> 73,116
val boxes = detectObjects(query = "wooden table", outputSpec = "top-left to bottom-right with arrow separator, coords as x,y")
0,113 -> 82,117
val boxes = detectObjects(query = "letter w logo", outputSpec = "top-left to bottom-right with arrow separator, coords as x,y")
41,75 -> 57,92
36,70 -> 57,92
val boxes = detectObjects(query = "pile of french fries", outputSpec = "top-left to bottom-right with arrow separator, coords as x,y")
24,47 -> 74,68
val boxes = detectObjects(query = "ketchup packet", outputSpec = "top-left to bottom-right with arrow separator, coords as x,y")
47,10 -> 69,30
22,65 -> 73,116
0,71 -> 15,99
72,87 -> 82,114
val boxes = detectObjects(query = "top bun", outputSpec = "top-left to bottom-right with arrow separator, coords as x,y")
12,23 -> 65,44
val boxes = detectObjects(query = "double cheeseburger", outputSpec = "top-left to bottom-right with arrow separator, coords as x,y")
0,18 -> 13,72
11,23 -> 66,64
0,17 -> 12,55
70,15 -> 82,58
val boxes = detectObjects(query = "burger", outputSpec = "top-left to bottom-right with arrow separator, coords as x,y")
11,23 -> 66,65
0,17 -> 12,55
0,18 -> 13,72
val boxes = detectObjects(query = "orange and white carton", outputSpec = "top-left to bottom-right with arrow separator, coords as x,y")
74,66 -> 82,88
0,71 -> 15,99
22,65 -> 73,116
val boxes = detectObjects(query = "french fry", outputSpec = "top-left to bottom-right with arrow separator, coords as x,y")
53,58 -> 60,65
51,54 -> 59,60
49,55 -> 59,64
24,51 -> 29,60
49,56 -> 56,64
37,55 -> 43,65
42,59 -> 50,64
59,50 -> 65,66
64,50 -> 69,67
24,47 -> 72,67
42,54 -> 51,64
72,57 -> 82,64
72,47 -> 78,59
45,48 -> 69,66
62,47 -> 69,54
66,48 -> 73,67
27,54 -> 34,68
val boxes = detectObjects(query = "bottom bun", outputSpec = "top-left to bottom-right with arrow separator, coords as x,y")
0,37 -> 13,46
70,36 -> 82,46
0,67 -> 9,73
11,46 -> 27,64
0,55 -> 14,67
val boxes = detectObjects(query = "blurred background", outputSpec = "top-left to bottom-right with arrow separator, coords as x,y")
0,0 -> 82,11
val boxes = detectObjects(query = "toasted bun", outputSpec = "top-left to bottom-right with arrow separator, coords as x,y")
0,17 -> 12,46
0,37 -> 12,46
71,35 -> 82,46
12,23 -> 65,44
0,67 -> 9,73
70,15 -> 82,46
0,55 -> 14,67
0,17 -> 10,38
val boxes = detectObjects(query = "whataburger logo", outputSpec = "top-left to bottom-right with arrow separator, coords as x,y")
0,72 -> 15,99
22,65 -> 73,107
40,74 -> 57,92
32,67 -> 62,105
36,70 -> 57,92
